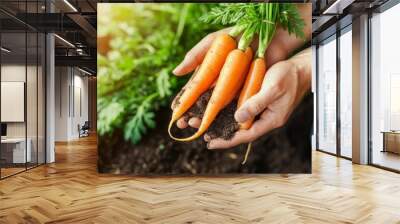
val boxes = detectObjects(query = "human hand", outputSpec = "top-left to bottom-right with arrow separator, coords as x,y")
171,4 -> 312,131
205,48 -> 312,149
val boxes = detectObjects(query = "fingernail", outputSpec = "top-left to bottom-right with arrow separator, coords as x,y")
207,142 -> 214,150
173,61 -> 187,75
188,119 -> 196,127
235,110 -> 250,123
172,65 -> 182,75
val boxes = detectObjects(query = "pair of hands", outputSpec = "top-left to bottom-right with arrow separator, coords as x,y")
172,6 -> 312,150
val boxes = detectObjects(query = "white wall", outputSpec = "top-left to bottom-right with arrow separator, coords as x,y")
1,65 -> 26,141
54,67 -> 89,141
72,73 -> 89,138
55,66 -> 69,141
1,65 -> 32,138
1,63 -> 46,164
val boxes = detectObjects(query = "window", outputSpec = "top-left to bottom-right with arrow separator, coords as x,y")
370,3 -> 400,171
317,35 -> 337,154
339,27 -> 352,158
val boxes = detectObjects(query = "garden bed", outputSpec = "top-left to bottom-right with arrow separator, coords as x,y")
98,93 -> 313,174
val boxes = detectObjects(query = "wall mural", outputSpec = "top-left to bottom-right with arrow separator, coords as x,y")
97,3 -> 313,174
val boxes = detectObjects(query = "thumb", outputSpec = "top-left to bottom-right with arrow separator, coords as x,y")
235,60 -> 291,123
234,87 -> 279,123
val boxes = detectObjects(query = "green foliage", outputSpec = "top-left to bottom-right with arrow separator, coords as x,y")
98,3 -> 305,144
97,3 -> 220,143
200,3 -> 305,55
124,94 -> 156,144
200,3 -> 253,25
279,4 -> 305,39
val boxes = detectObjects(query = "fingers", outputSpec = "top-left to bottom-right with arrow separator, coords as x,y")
234,61 -> 291,123
173,33 -> 216,76
205,130 -> 250,149
176,117 -> 188,129
172,27 -> 232,76
188,117 -> 201,128
176,117 -> 201,129
234,88 -> 278,123
207,110 -> 278,150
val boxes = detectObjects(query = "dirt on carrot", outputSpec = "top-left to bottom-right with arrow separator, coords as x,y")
179,89 -> 239,140
171,87 -> 185,110
168,33 -> 237,129
185,90 -> 211,118
207,102 -> 239,140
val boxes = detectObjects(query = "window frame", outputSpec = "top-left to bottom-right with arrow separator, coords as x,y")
315,23 -> 353,161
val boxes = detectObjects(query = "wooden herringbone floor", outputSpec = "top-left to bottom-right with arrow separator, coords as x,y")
1,135 -> 400,224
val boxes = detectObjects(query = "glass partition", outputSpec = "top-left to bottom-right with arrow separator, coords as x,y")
317,35 -> 337,154
339,27 -> 352,158
26,0 -> 41,170
1,30 -> 28,177
27,30 -> 38,169
0,1 -> 46,179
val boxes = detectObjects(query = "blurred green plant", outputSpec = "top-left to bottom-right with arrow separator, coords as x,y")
97,3 -> 220,144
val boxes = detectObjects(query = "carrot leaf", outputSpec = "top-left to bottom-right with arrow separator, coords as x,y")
279,4 -> 305,39
200,3 -> 252,25
200,3 -> 305,56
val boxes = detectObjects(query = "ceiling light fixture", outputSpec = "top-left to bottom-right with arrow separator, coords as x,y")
322,0 -> 354,15
76,48 -> 86,56
78,67 -> 93,76
54,34 -> 75,48
63,0 -> 78,12
1,47 -> 11,53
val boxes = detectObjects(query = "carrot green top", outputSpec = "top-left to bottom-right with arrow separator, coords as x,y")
201,3 -> 306,58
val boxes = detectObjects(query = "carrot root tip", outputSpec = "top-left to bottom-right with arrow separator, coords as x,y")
168,118 -> 202,142
167,119 -> 177,140
241,142 -> 253,165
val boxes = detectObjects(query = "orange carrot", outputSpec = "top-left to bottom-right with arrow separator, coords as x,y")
238,58 -> 266,165
168,33 -> 236,131
238,3 -> 280,164
237,58 -> 267,130
169,47 -> 253,141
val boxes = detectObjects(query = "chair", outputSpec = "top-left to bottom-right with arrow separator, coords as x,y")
79,121 -> 90,138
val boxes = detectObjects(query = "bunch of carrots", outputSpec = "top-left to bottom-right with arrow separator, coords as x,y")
168,3 -> 305,163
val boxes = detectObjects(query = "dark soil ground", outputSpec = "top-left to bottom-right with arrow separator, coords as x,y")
98,92 -> 313,174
